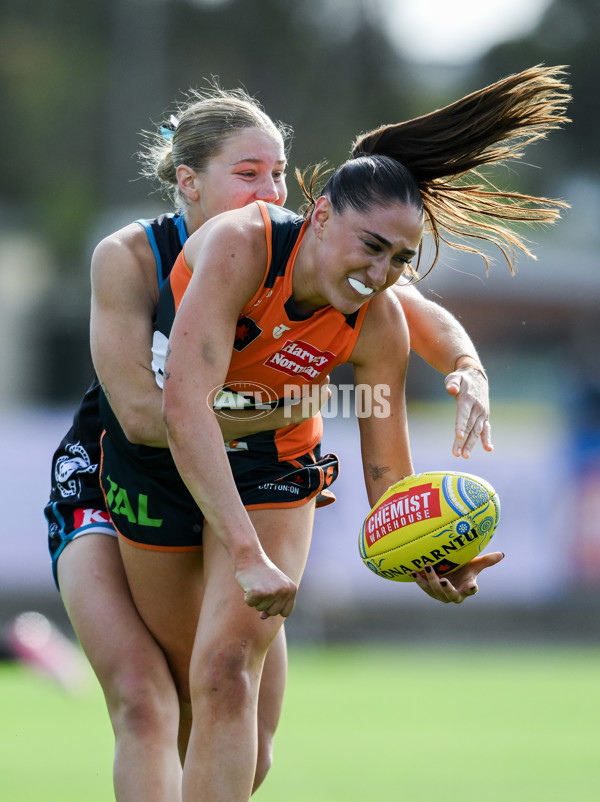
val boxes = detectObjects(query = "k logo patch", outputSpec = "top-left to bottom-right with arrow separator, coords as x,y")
234,316 -> 262,351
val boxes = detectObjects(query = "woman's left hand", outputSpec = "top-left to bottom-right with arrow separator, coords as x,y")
411,551 -> 504,604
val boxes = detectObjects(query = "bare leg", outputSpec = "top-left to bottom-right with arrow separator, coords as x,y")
116,541 -> 204,737
119,503 -> 313,800
183,503 -> 314,801
57,534 -> 183,802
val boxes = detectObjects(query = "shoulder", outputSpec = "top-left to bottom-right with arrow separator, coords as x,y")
91,221 -> 160,305
183,202 -> 270,277
364,289 -> 409,337
171,204 -> 276,314
351,289 -> 410,368
390,280 -> 422,303
92,222 -> 158,282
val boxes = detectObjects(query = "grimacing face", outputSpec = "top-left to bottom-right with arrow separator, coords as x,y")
297,197 -> 424,315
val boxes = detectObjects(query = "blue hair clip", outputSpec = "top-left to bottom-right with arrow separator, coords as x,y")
160,114 -> 180,142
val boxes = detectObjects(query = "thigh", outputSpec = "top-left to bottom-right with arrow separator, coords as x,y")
57,534 -> 174,690
194,501 -> 316,663
250,502 -> 316,584
118,538 -> 204,698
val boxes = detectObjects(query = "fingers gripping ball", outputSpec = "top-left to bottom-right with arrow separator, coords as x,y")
359,471 -> 500,582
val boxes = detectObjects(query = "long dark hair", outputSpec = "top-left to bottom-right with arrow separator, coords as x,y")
297,65 -> 571,274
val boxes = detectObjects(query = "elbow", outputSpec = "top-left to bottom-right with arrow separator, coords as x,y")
119,412 -> 152,445
163,386 -> 213,451
116,397 -> 163,446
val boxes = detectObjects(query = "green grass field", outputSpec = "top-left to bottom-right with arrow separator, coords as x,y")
1,643 -> 599,801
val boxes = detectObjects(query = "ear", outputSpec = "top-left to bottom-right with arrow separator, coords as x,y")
176,164 -> 200,202
311,196 -> 331,239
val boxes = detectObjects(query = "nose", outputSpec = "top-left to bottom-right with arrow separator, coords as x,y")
365,256 -> 392,289
255,176 -> 280,204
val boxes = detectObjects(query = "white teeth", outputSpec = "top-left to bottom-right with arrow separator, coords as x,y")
348,278 -> 374,296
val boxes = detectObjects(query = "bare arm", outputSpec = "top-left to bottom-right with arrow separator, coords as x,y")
393,283 -> 492,458
163,207 -> 297,617
90,225 -> 168,447
352,291 -> 503,603
350,292 -> 413,507
91,223 -> 324,448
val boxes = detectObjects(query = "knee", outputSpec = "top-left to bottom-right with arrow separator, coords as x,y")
192,641 -> 258,714
106,669 -> 179,743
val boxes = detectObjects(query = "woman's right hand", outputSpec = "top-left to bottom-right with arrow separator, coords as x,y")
235,554 -> 298,619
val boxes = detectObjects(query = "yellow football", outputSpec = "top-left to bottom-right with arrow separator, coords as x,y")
359,471 -> 500,582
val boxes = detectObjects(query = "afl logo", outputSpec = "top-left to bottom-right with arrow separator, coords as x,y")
209,380 -> 279,420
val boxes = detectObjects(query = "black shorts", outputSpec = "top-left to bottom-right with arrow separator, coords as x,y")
44,380 -> 117,586
100,431 -> 339,551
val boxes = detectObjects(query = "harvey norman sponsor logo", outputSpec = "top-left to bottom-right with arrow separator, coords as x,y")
365,484 -> 442,546
265,339 -> 336,379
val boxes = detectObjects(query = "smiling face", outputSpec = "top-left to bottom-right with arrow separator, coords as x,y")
178,126 -> 287,230
295,197 -> 424,315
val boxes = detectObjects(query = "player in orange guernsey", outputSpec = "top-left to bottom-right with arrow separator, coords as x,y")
80,84 -> 495,800
100,67 -> 570,800
49,81 -> 501,802
154,201 -> 371,464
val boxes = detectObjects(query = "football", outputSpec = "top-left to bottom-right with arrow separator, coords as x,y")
358,471 -> 500,582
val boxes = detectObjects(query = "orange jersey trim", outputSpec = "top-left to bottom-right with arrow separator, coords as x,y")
170,203 -> 275,315
170,252 -> 193,311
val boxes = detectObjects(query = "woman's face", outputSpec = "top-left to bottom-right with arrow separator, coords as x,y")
299,197 -> 424,315
189,127 -> 287,223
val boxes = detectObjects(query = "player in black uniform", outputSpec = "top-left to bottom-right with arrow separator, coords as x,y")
44,90 -> 301,801
45,84 -> 499,800
46,213 -> 188,580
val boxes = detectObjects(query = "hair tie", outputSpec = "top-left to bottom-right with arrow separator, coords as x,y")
160,114 -> 180,142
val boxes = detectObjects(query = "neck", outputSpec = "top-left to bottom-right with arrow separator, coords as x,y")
183,206 -> 208,237
291,226 -> 326,315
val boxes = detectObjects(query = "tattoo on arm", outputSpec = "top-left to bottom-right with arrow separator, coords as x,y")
367,463 -> 390,482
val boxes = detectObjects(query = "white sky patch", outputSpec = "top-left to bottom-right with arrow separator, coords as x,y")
378,0 -> 552,64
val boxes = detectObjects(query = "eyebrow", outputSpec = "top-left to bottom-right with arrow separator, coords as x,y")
230,157 -> 287,166
363,230 -> 418,257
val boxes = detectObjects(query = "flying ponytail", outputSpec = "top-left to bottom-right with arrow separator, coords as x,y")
297,64 -> 571,274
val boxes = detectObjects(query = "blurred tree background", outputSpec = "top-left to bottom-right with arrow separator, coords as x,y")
2,0 -> 597,404
2,0 -> 600,617
2,13 -> 600,797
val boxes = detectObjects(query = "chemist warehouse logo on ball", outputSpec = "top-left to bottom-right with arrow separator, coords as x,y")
265,339 -> 335,379
365,484 -> 442,546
